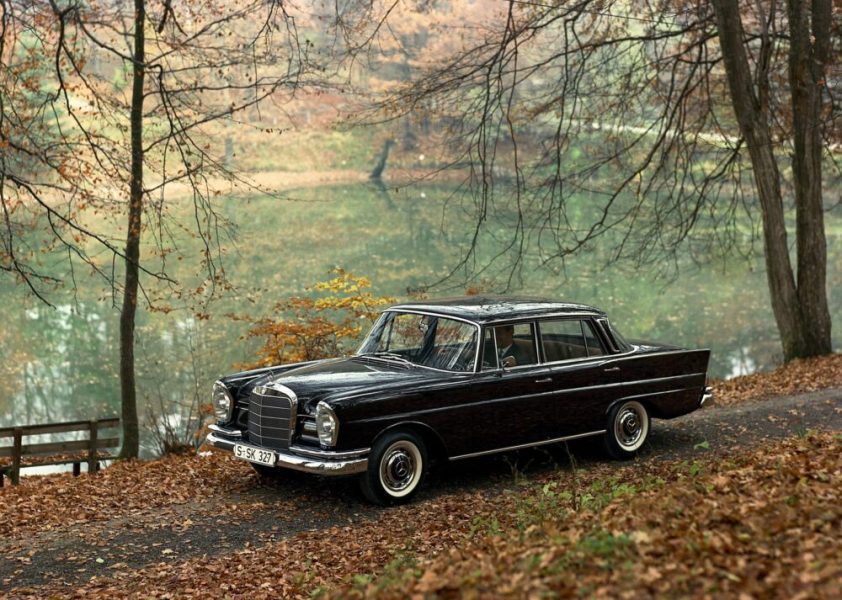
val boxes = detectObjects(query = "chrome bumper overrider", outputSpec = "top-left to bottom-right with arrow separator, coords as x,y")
206,425 -> 368,476
700,386 -> 714,407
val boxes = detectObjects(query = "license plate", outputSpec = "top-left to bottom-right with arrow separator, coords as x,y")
233,443 -> 276,467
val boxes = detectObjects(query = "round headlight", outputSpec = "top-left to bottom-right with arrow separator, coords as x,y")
316,401 -> 339,447
212,381 -> 234,422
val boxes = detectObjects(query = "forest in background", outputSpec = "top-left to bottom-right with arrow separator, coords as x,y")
1,0 -> 839,456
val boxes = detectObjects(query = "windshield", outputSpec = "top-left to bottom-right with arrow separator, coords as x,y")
357,311 -> 478,372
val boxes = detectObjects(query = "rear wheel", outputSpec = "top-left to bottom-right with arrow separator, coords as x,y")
604,400 -> 649,460
360,430 -> 427,505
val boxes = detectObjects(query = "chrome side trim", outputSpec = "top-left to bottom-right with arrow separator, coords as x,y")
701,386 -> 713,407
206,433 -> 368,476
615,386 -> 696,404
357,372 -> 707,425
208,423 -> 243,439
450,430 -> 606,461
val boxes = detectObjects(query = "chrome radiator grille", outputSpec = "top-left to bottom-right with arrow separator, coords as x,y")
247,386 -> 295,450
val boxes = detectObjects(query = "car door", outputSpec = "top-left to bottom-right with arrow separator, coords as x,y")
447,322 -> 553,456
536,318 -> 618,437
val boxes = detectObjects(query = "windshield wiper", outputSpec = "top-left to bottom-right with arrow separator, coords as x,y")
358,351 -> 415,367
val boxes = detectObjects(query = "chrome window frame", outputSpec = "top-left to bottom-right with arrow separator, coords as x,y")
357,309 -> 483,374
479,326 -> 500,372
582,319 -> 606,357
482,320 -> 541,372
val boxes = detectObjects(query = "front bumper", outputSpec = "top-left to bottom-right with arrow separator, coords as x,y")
206,424 -> 368,476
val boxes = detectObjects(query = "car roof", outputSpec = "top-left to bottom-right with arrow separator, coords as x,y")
387,296 -> 605,324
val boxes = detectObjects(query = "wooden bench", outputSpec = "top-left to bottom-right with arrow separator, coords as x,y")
0,418 -> 120,486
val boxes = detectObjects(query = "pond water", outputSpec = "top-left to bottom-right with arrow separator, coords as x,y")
1,182 -> 840,454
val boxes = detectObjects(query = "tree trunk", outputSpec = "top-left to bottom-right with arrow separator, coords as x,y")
369,139 -> 395,180
787,0 -> 832,357
711,0 -> 832,361
119,0 -> 146,459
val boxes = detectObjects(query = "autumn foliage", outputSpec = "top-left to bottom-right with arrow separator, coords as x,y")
236,269 -> 395,368
1,430 -> 838,598
711,353 -> 842,406
331,431 -> 841,599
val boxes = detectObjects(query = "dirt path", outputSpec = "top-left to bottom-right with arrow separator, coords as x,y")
2,388 -> 840,595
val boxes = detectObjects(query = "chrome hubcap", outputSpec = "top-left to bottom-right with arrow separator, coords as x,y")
614,402 -> 647,451
380,444 -> 418,493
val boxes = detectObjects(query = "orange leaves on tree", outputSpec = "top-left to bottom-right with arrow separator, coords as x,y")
240,268 -> 395,368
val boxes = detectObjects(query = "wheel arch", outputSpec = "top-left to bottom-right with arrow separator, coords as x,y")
374,421 -> 448,465
605,394 -> 658,420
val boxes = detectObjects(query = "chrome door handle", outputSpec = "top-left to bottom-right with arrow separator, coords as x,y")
534,377 -> 552,383
603,366 -> 620,372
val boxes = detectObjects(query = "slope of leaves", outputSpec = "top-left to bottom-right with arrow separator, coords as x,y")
332,431 -> 841,599
9,431 -> 839,599
1,356 -> 839,596
0,452 -> 254,539
713,353 -> 842,406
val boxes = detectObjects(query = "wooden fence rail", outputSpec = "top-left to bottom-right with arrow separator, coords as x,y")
0,418 -> 120,486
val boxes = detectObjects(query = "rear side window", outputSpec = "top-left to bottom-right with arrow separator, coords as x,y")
539,319 -> 589,361
583,321 -> 605,356
539,319 -> 605,361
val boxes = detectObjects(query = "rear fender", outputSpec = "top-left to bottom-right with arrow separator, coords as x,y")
609,348 -> 711,420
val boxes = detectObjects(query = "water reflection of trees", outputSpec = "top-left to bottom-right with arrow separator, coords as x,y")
1,301 -> 118,427
0,187 -> 839,443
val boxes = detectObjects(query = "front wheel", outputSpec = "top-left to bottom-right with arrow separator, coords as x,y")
360,430 -> 427,505
604,400 -> 649,460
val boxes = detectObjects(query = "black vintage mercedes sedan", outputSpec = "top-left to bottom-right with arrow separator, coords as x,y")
206,297 -> 712,504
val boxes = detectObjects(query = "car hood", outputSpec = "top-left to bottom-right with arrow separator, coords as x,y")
252,356 -> 448,414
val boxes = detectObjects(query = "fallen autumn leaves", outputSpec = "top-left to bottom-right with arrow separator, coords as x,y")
710,353 -> 842,407
0,451 -> 257,539
6,431 -> 840,599
332,431 -> 841,599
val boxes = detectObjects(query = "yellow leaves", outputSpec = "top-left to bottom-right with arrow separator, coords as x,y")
236,268 -> 395,368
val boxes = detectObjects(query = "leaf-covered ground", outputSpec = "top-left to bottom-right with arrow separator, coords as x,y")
331,431 -> 841,599
0,355 -> 840,598
710,352 -> 842,406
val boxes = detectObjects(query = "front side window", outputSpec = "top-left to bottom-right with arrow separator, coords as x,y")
358,311 -> 478,372
492,323 -> 537,368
